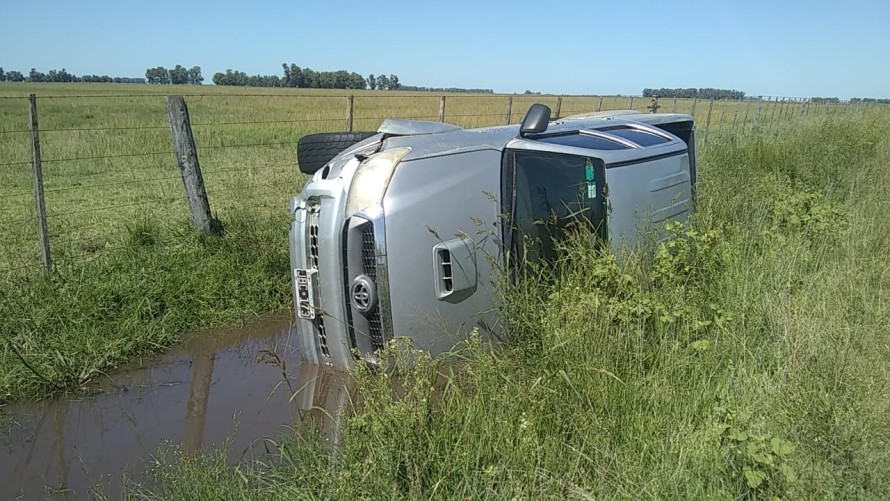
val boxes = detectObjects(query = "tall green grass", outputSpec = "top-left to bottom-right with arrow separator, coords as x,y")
0,212 -> 291,402
127,112 -> 890,499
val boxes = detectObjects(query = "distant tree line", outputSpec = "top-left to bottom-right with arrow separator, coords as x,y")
643,87 -> 746,100
212,64 -> 402,90
0,67 -> 145,83
392,85 -> 494,93
809,97 -> 841,104
849,97 -> 889,104
145,65 -> 203,85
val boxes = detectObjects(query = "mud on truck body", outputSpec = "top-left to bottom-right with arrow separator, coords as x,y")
289,104 -> 696,368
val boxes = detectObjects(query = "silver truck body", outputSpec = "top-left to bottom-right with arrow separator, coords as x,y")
289,109 -> 696,368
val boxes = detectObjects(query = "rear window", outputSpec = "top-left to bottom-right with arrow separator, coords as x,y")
538,133 -> 629,150
599,126 -> 671,147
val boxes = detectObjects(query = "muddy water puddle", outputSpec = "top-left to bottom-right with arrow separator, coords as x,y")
0,313 -> 350,499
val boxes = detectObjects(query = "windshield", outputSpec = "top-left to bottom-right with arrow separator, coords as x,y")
503,150 -> 606,264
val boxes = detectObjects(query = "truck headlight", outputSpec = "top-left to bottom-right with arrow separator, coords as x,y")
345,147 -> 411,215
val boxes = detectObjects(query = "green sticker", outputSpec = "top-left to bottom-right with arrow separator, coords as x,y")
585,160 -> 595,181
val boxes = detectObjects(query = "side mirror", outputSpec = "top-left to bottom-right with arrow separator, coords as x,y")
519,103 -> 551,137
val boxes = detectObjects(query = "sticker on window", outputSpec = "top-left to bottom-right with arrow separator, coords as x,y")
585,159 -> 596,198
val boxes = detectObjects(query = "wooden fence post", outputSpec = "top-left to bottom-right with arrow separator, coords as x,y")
555,96 -> 562,119
438,96 -> 446,122
672,96 -> 677,113
703,99 -> 714,144
165,95 -> 219,235
596,96 -> 603,112
505,96 -> 513,125
731,97 -> 742,130
753,101 -> 762,127
346,95 -> 354,132
743,100 -> 751,129
28,94 -> 52,271
628,96 -> 634,109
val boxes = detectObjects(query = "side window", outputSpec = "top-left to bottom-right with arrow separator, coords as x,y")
503,150 -> 606,264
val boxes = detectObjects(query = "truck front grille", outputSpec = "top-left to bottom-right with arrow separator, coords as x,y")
361,225 -> 385,351
307,207 -> 329,359
344,217 -> 389,356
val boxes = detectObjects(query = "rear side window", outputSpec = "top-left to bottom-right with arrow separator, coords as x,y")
538,133 -> 629,150
502,150 -> 607,265
599,126 -> 671,147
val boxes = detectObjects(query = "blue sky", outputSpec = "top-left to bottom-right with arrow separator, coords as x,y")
1,0 -> 888,98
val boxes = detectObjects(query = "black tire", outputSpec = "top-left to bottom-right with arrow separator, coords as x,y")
297,132 -> 377,175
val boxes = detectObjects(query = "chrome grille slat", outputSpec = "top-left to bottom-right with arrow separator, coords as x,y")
307,206 -> 330,359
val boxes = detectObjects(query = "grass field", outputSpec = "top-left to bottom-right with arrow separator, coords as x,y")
1,84 -> 888,497
0,83 -> 865,273
121,109 -> 890,499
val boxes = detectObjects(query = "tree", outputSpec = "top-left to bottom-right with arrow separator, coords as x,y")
6,71 -> 25,82
290,64 -> 303,87
389,74 -> 400,90
169,64 -> 189,85
145,66 -> 170,84
0,68 -> 5,82
348,72 -> 366,90
29,68 -> 47,82
367,74 -> 376,90
188,66 -> 203,85
377,74 -> 390,90
302,68 -> 318,88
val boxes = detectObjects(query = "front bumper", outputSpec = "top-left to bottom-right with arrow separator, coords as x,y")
289,181 -> 393,368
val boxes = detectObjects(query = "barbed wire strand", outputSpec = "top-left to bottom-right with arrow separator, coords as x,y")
42,151 -> 170,163
0,160 -> 33,167
47,200 -> 164,218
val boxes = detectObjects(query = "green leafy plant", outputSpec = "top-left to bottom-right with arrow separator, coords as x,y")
716,406 -> 798,492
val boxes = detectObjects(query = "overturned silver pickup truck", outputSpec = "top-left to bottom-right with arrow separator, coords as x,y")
289,104 -> 696,368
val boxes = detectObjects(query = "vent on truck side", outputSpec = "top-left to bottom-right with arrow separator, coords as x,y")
436,248 -> 453,293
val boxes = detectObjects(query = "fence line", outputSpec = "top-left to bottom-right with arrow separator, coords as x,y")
1,92 -> 885,274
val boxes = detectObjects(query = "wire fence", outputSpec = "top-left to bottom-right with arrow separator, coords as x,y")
0,91 -> 885,274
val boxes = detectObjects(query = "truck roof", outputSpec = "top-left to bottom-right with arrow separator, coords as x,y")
378,110 -> 694,161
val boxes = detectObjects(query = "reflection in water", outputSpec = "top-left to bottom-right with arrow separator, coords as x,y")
0,314 -> 352,499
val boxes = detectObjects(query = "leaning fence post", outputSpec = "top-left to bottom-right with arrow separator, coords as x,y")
165,95 -> 218,235
753,101 -> 762,127
346,95 -> 354,132
731,97 -> 742,130
438,96 -> 446,122
28,94 -> 52,271
505,96 -> 513,125
703,99 -> 714,144
596,96 -> 603,112
555,96 -> 562,119
628,95 -> 634,109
